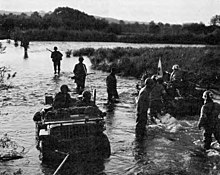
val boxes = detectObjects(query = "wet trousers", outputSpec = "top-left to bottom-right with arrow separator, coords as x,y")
107,88 -> 119,103
75,77 -> 86,94
149,100 -> 163,123
136,114 -> 148,137
53,61 -> 60,74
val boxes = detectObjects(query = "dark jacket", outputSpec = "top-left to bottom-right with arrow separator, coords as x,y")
150,83 -> 166,102
51,51 -> 63,62
136,86 -> 152,121
106,73 -> 117,90
73,63 -> 87,79
53,92 -> 71,109
170,69 -> 183,82
198,101 -> 220,129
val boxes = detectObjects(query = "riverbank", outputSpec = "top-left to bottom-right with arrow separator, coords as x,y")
73,46 -> 220,88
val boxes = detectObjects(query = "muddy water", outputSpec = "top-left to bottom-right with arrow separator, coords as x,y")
0,40 -> 219,175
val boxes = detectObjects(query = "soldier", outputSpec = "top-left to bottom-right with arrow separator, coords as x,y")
169,64 -> 185,97
170,64 -> 182,82
73,56 -> 87,94
21,35 -> 29,58
136,78 -> 154,137
140,70 -> 149,88
106,67 -> 119,103
198,90 -> 220,149
76,90 -> 106,117
51,46 -> 63,75
76,91 -> 95,107
53,85 -> 72,109
149,76 -> 166,124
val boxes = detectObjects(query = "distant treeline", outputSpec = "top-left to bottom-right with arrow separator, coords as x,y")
0,7 -> 220,44
73,46 -> 220,88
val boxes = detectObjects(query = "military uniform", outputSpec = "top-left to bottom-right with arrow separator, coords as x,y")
73,62 -> 87,93
170,67 -> 186,96
136,78 -> 154,137
106,72 -> 119,102
149,83 -> 166,123
75,91 -> 104,117
198,91 -> 220,149
51,48 -> 63,74
53,92 -> 72,109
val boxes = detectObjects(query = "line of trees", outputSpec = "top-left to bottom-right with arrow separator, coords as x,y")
0,7 -> 220,44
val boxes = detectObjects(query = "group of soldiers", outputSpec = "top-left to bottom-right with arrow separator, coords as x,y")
136,64 -> 220,150
50,46 -> 119,108
50,46 -> 220,150
136,64 -> 183,135
52,84 -> 97,109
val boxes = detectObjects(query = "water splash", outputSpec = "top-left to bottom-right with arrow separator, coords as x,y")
0,134 -> 24,161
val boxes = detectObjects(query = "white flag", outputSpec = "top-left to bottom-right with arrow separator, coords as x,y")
157,58 -> 163,77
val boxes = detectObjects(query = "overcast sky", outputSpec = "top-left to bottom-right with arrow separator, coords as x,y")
0,0 -> 219,25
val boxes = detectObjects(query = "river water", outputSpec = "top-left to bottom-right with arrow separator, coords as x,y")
0,40 -> 219,175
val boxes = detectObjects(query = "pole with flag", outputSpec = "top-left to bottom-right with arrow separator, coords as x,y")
157,58 -> 163,78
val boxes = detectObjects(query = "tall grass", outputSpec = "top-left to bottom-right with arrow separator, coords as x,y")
75,46 -> 220,86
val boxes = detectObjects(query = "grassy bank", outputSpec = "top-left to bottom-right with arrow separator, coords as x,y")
73,46 -> 220,87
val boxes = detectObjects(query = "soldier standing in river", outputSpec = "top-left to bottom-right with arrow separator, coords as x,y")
106,67 -> 119,104
149,76 -> 166,124
73,56 -> 87,94
136,78 -> 154,138
198,90 -> 220,150
51,46 -> 63,75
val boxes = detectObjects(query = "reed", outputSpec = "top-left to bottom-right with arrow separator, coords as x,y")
76,46 -> 220,87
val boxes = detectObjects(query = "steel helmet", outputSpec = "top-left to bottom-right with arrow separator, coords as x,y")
172,64 -> 179,70
202,90 -> 213,100
82,91 -> 92,99
79,56 -> 84,61
151,74 -> 157,81
144,78 -> 154,86
60,84 -> 70,92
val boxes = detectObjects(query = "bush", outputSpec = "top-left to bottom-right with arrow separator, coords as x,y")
78,46 -> 220,87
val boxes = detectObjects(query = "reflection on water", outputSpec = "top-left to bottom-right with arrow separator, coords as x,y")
0,40 -> 219,175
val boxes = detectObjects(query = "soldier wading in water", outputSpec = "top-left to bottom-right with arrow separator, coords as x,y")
51,46 -> 63,75
73,56 -> 87,94
106,67 -> 119,104
136,78 -> 154,138
198,90 -> 220,150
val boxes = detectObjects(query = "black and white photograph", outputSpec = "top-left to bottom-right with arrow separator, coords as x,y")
0,0 -> 220,174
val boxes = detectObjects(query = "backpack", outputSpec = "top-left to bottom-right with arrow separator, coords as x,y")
51,51 -> 62,62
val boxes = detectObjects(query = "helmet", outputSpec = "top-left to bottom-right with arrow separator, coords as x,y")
82,91 -> 92,99
202,90 -> 213,100
111,67 -> 116,73
144,78 -> 154,86
172,64 -> 179,70
60,84 -> 70,92
79,56 -> 84,61
151,74 -> 157,81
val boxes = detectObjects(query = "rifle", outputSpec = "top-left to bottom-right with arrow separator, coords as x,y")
46,48 -> 53,52
87,72 -> 95,76
70,72 -> 95,79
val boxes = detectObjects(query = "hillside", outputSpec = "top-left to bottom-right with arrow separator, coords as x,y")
0,9 -> 142,25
